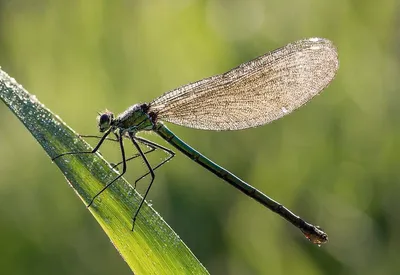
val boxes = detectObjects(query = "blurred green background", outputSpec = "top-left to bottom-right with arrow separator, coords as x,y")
0,0 -> 399,274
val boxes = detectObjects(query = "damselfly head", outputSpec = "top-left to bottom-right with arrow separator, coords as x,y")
97,111 -> 114,132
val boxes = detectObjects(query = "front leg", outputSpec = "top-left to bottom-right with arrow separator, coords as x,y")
87,133 -> 127,207
52,129 -> 112,161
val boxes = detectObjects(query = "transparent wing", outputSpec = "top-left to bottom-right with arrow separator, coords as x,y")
149,38 -> 339,130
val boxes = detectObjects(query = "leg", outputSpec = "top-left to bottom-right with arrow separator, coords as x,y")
52,129 -> 112,161
87,133 -> 127,207
110,146 -> 156,170
133,137 -> 175,188
129,134 -> 155,231
81,134 -> 157,169
80,134 -> 119,142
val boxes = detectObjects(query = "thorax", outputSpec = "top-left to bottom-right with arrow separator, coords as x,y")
114,104 -> 154,134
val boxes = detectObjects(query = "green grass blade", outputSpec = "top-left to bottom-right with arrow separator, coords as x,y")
0,68 -> 209,275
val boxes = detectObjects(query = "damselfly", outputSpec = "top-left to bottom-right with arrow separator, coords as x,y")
53,38 -> 339,244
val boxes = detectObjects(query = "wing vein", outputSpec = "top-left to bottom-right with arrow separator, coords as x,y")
149,38 -> 339,130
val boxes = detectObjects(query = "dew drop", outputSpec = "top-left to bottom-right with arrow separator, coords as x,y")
29,94 -> 38,103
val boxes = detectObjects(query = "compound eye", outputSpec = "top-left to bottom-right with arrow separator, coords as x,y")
99,114 -> 110,124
